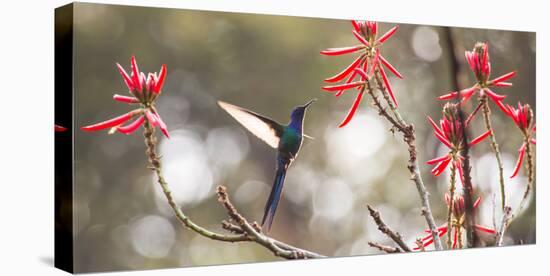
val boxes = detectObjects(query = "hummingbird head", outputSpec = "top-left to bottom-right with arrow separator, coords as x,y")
290,99 -> 316,122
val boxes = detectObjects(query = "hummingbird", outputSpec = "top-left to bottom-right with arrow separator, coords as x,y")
217,99 -> 316,232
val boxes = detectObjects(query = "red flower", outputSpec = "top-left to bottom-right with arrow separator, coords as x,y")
414,194 -> 495,250
81,56 -> 169,138
438,42 -> 516,114
503,102 -> 536,178
55,124 -> 68,132
321,20 -> 402,127
427,103 -> 490,180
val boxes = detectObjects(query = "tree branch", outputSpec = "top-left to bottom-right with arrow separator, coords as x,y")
142,120 -> 325,260
366,72 -> 443,251
368,242 -> 401,253
456,105 -> 479,248
480,95 -> 507,210
495,206 -> 512,246
367,205 -> 411,252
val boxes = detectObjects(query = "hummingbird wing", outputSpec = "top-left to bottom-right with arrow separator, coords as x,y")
218,101 -> 284,149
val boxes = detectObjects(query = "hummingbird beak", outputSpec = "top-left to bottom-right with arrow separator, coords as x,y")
303,98 -> 317,109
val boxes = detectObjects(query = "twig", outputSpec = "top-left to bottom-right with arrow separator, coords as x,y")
456,106 -> 479,248
465,101 -> 483,126
368,242 -> 401,253
492,193 -> 497,231
495,206 -> 512,246
368,72 -> 443,251
480,95 -> 507,210
216,186 -> 324,259
367,205 -> 411,252
415,239 -> 426,252
142,120 -> 324,259
446,162 -> 457,249
518,138 -> 535,213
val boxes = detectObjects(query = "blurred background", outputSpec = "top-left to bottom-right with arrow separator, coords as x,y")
71,3 -> 535,272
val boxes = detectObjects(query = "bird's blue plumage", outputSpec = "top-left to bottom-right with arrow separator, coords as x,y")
261,156 -> 289,231
218,99 -> 315,232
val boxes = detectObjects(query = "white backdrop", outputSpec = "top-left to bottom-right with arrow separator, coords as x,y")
0,0 -> 547,275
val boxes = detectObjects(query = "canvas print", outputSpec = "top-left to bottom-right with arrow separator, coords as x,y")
55,2 -> 536,273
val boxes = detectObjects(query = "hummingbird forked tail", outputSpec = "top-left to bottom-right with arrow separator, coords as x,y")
261,157 -> 289,232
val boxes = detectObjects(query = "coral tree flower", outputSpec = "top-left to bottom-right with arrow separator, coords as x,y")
81,56 -> 169,138
427,103 -> 490,180
503,102 -> 536,178
321,20 -> 402,127
414,194 -> 495,250
438,42 -> 516,113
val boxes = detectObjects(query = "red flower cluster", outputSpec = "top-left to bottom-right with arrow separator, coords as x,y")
503,102 -> 536,178
415,194 -> 495,250
427,103 -> 491,180
321,20 -> 402,127
81,56 -> 169,138
438,42 -> 516,113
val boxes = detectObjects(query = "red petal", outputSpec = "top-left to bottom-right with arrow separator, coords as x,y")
322,81 -> 363,92
427,154 -> 451,165
145,110 -> 158,126
113,94 -> 140,104
474,225 -> 496,234
460,87 -> 477,102
490,71 -> 516,85
324,55 -> 364,83
379,55 -> 403,79
377,25 -> 398,44
452,228 -> 458,249
438,91 -> 458,100
352,30 -> 370,46
531,138 -> 536,145
492,99 -> 510,115
320,45 -> 364,56
154,64 -> 167,93
117,63 -> 134,91
81,110 -> 140,131
484,88 -> 506,101
431,157 -> 452,176
427,116 -> 444,137
117,115 -> 145,135
468,130 -> 491,147
130,55 -> 142,91
335,70 -> 358,97
473,197 -> 481,209
378,65 -> 398,107
351,20 -> 361,32
492,82 -> 513,87
154,112 -> 170,138
482,43 -> 490,76
338,91 -> 365,128
434,131 -> 453,149
510,143 -> 526,178
354,68 -> 369,80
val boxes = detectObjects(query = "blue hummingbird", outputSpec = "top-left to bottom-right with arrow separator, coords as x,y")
218,99 -> 316,232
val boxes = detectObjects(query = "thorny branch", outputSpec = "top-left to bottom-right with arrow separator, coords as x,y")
368,242 -> 402,253
480,95 -> 507,210
495,206 -> 512,246
457,104 -> 479,248
367,205 -> 411,252
365,71 -> 443,251
142,120 -> 325,260
446,162 -> 457,249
